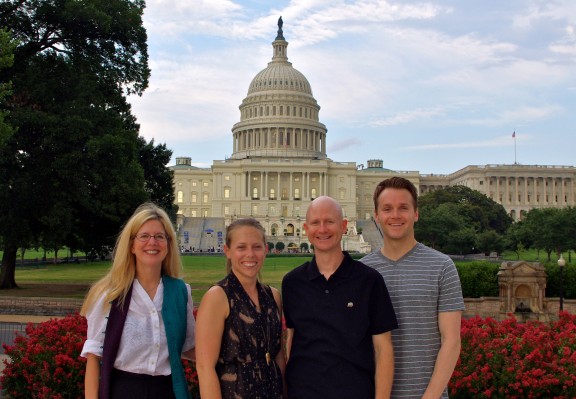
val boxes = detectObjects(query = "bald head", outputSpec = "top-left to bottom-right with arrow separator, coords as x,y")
306,196 -> 343,223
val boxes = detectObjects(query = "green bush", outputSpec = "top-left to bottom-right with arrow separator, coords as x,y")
456,261 -> 499,298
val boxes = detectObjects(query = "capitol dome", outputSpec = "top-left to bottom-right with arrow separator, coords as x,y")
247,59 -> 312,96
231,18 -> 327,160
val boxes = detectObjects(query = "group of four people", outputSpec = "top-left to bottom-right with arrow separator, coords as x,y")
81,176 -> 464,399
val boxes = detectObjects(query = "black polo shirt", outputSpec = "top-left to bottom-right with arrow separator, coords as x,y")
282,252 -> 397,399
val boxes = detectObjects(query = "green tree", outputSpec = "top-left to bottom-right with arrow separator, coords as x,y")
518,207 -> 575,261
0,28 -> 15,146
504,221 -> 528,260
275,242 -> 285,252
416,203 -> 472,251
476,230 -> 505,256
416,186 -> 512,254
138,137 -> 177,220
419,185 -> 513,234
0,0 -> 151,288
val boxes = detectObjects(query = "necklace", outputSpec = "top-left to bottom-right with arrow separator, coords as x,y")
260,287 -> 272,366
244,279 -> 272,366
252,285 -> 271,365
264,320 -> 271,365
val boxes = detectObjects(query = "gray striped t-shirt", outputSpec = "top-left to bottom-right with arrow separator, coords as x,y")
361,243 -> 464,399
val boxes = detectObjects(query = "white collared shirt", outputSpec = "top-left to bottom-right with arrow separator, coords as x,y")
81,279 -> 196,376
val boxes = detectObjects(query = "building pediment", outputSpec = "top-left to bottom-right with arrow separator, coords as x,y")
498,261 -> 546,277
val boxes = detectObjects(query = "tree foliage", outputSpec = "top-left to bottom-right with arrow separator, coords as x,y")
415,186 -> 513,254
0,28 -> 15,145
0,0 -> 174,288
507,207 -> 576,261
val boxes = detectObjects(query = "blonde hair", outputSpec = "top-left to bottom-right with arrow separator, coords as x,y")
81,203 -> 182,315
224,218 -> 266,274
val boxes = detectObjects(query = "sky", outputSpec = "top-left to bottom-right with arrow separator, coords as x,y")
129,0 -> 576,175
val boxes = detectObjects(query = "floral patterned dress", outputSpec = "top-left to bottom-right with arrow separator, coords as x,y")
216,272 -> 283,399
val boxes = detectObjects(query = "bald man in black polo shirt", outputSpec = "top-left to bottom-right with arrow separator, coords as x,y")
282,196 -> 397,398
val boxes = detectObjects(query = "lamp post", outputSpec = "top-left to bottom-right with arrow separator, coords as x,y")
558,254 -> 566,312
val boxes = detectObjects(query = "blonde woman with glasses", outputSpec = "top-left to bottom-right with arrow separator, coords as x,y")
80,203 -> 196,399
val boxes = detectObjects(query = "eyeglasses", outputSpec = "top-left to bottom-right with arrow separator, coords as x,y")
134,233 -> 168,242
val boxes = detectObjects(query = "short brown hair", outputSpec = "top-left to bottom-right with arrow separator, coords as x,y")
373,177 -> 418,211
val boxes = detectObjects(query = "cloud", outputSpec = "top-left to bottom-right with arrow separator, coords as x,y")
403,134 -> 525,151
328,137 -> 363,152
368,107 -> 447,127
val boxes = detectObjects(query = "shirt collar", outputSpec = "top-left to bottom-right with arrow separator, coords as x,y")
306,251 -> 353,281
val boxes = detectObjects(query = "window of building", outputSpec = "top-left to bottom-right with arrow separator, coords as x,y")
270,188 -> 275,199
224,175 -> 230,181
224,206 -> 230,215
177,191 -> 183,203
252,205 -> 258,215
191,210 -> 197,217
203,182 -> 209,187
192,182 -> 197,187
252,188 -> 259,199
294,188 -> 300,199
224,188 -> 230,199
311,188 -> 317,199
191,193 -> 197,203
203,193 -> 209,203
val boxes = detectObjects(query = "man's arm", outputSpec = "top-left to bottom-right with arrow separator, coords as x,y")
422,310 -> 462,399
284,327 -> 294,361
373,331 -> 394,399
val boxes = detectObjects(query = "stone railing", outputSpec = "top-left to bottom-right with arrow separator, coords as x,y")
0,297 -> 82,317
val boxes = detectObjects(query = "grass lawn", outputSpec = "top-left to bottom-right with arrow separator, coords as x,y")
1,255 -> 312,304
1,248 -> 566,304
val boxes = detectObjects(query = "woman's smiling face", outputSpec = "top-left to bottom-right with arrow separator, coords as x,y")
224,225 -> 266,281
131,219 -> 169,268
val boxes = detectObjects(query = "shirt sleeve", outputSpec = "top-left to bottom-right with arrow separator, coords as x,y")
438,259 -> 465,312
370,270 -> 398,335
81,295 -> 108,358
281,275 -> 295,329
182,283 -> 196,352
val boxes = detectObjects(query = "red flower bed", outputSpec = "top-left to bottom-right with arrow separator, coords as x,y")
450,312 -> 576,399
1,313 -> 200,398
2,311 -> 575,398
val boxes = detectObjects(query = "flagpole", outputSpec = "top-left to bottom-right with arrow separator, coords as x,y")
513,130 -> 517,164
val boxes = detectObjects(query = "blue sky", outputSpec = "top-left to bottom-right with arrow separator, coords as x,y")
129,0 -> 576,175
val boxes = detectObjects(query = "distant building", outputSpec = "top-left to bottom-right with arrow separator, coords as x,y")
171,21 -> 576,252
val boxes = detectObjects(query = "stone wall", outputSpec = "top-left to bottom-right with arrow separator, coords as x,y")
464,297 -> 576,321
0,297 -> 82,317
0,296 -> 574,319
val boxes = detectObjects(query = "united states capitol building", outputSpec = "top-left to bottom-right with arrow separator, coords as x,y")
170,21 -> 576,253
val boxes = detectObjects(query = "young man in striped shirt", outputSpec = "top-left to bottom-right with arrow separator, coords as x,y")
361,177 -> 464,399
